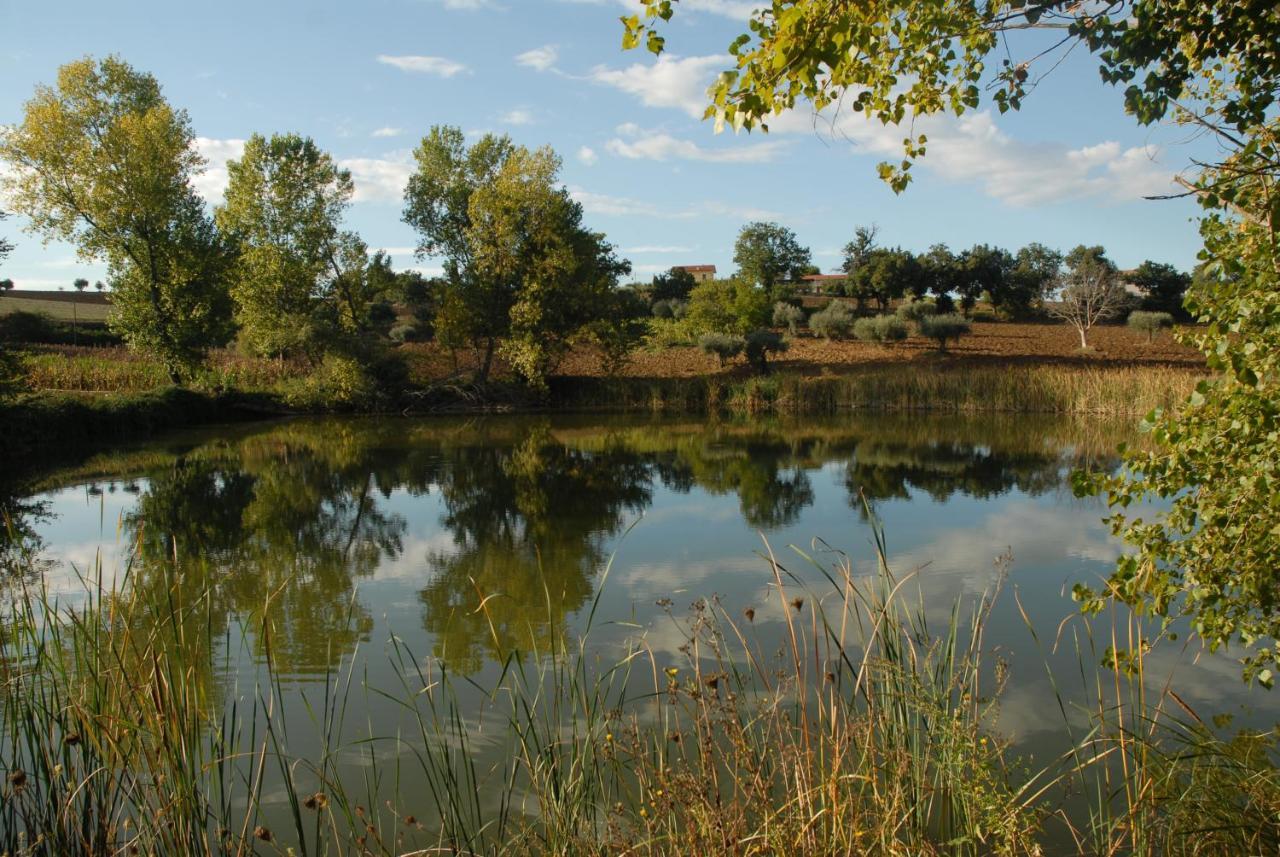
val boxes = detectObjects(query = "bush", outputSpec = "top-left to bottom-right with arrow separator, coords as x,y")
744,329 -> 788,374
934,293 -> 957,313
699,332 -> 745,367
652,299 -> 676,319
389,323 -> 422,343
280,351 -> 379,410
1128,310 -> 1174,342
809,301 -> 855,340
896,299 -> 937,322
918,313 -> 971,352
854,315 -> 910,343
970,309 -> 998,323
368,301 -> 397,331
772,301 -> 804,335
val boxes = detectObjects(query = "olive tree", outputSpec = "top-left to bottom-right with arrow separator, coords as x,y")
0,56 -> 232,381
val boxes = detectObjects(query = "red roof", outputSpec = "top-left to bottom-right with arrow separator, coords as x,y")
674,264 -> 717,273
801,273 -> 847,281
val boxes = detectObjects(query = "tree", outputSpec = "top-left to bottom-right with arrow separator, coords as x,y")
841,225 -> 879,276
686,277 -> 771,336
955,244 -> 1012,316
73,277 -> 88,292
0,56 -> 232,381
94,280 -> 105,292
733,221 -> 811,302
216,133 -> 377,358
0,280 -> 13,292
847,247 -> 924,311
1128,260 -> 1191,319
1007,243 -> 1062,319
650,266 -> 696,303
920,244 -> 958,305
1048,246 -> 1127,350
403,127 -> 629,387
0,209 -> 13,264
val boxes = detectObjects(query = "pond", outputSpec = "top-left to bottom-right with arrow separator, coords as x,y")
3,413 -> 1269,849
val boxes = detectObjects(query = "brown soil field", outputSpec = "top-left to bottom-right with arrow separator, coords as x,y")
401,322 -> 1203,383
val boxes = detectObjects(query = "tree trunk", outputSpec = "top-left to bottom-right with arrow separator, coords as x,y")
476,338 -> 495,384
1078,325 -> 1089,349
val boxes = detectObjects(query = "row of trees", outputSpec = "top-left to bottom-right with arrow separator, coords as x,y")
0,57 -> 634,390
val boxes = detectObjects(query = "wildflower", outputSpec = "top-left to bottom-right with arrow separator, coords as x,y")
606,732 -> 614,742
664,667 -> 679,679
639,807 -> 648,818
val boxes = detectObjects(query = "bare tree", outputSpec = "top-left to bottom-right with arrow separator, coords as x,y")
1047,245 -> 1128,349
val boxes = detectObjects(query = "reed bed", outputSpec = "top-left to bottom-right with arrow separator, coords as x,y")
18,347 -> 302,394
554,364 -> 1203,417
0,519 -> 1275,855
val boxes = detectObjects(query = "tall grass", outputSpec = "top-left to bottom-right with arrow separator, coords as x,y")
554,364 -> 1202,416
0,518 -> 1275,854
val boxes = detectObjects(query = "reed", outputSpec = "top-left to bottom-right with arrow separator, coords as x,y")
0,515 -> 1274,855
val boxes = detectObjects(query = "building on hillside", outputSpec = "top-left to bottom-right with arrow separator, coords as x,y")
798,273 -> 848,294
674,264 -> 717,283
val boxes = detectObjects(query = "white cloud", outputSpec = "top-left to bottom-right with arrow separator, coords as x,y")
338,153 -> 414,203
376,55 -> 468,78
589,54 -> 729,118
515,45 -> 559,72
192,137 -> 246,202
606,130 -> 786,163
372,126 -> 403,138
570,187 -> 781,221
436,0 -> 495,8
577,146 -> 599,166
500,108 -> 535,126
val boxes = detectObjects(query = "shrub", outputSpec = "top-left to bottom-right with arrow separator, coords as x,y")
699,332 -> 745,367
389,323 -> 419,343
772,301 -> 804,335
918,313 -> 971,352
854,315 -> 910,343
970,309 -> 998,323
368,301 -> 397,331
1128,310 -> 1174,342
897,299 -> 937,322
809,301 -> 855,340
744,329 -> 788,374
934,293 -> 957,313
651,299 -> 676,319
280,351 -> 379,410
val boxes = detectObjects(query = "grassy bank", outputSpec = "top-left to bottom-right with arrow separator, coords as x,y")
552,363 -> 1202,416
0,529 -> 1274,855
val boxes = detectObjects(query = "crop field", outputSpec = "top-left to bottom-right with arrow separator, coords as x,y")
0,293 -> 113,322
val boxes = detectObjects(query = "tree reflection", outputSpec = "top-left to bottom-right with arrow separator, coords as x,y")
11,412 -> 1120,677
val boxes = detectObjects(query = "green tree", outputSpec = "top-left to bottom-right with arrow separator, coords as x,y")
733,221 -> 810,302
0,280 -> 12,292
686,277 -> 771,336
956,244 -> 1012,316
847,247 -> 924,311
403,127 -> 629,387
73,277 -> 88,292
1128,260 -> 1191,319
650,266 -> 697,302
0,56 -> 232,381
1007,243 -> 1062,319
1049,246 -> 1126,349
216,133 -> 375,357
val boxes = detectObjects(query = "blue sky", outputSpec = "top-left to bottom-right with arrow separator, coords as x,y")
0,0 -> 1208,289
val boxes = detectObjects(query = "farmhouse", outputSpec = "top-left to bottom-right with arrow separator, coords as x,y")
673,264 -> 717,283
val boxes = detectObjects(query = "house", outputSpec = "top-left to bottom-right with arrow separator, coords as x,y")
799,273 -> 847,294
673,264 -> 717,283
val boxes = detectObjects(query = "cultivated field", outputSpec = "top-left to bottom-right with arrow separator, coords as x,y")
0,291 -> 113,322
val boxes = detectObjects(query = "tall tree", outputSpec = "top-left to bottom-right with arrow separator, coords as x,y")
73,277 -> 88,292
0,209 -> 13,265
1128,260 -> 1190,319
650,266 -> 696,302
955,244 -> 1012,316
216,133 -> 374,357
403,127 -> 629,387
0,56 -> 232,381
733,221 -> 811,302
1007,243 -> 1062,319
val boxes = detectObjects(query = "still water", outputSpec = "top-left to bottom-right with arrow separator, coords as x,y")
7,413 -> 1268,830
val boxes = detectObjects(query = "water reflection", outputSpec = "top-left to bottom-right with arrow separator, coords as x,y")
9,414 -> 1126,677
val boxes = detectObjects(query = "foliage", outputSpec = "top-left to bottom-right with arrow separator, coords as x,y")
0,208 -> 12,263
1005,243 -> 1062,319
955,244 -> 1013,316
581,288 -> 649,376
216,133 -> 366,357
1127,310 -> 1174,343
743,328 -> 787,374
1129,260 -> 1191,319
650,266 -> 697,302
809,300 -> 855,340
854,314 -> 909,343
772,300 -> 803,334
733,221 -> 811,302
403,127 -> 628,388
897,298 -> 937,322
846,247 -> 925,310
650,297 -> 686,320
918,313 -> 971,352
0,56 -> 232,382
1048,246 -> 1128,350
0,279 -> 13,291
685,277 -> 770,335
698,331 -> 744,367
279,350 -> 380,410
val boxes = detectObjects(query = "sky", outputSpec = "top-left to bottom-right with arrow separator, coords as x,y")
0,0 -> 1212,290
